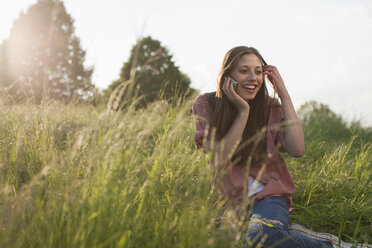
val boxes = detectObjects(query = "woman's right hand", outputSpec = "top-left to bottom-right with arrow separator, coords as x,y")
222,77 -> 250,114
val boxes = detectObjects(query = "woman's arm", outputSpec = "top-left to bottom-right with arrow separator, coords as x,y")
264,65 -> 305,157
213,110 -> 249,167
208,77 -> 250,168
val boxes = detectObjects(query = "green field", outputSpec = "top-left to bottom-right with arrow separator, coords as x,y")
0,97 -> 371,247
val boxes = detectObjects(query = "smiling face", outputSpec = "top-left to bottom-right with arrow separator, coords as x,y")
230,53 -> 264,101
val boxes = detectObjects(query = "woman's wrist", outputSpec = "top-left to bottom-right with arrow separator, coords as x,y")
278,86 -> 290,101
238,107 -> 250,118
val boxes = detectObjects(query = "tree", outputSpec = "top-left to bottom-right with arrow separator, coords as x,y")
106,36 -> 195,110
298,101 -> 351,142
0,0 -> 94,103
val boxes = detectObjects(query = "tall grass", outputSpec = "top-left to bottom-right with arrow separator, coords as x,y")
0,98 -> 371,247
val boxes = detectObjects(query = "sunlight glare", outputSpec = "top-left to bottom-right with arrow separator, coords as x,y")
0,1 -> 37,41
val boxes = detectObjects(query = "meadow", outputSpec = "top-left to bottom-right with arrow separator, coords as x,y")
0,96 -> 371,247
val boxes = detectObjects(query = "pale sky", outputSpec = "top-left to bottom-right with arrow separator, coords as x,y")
1,0 -> 372,126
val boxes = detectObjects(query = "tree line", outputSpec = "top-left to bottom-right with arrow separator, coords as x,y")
0,0 -> 195,107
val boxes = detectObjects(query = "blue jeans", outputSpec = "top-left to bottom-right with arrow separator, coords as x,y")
245,196 -> 333,248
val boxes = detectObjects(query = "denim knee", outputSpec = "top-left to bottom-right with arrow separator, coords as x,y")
245,213 -> 286,247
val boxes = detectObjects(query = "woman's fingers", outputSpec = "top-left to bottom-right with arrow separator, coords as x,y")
264,68 -> 280,93
264,65 -> 282,83
265,71 -> 279,79
264,71 -> 278,84
264,65 -> 287,97
223,77 -> 242,99
223,77 -> 233,101
263,65 -> 278,74
223,77 -> 230,94
223,77 -> 234,99
264,66 -> 279,76
222,76 -> 250,112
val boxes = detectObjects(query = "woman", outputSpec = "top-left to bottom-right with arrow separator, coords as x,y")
192,46 -> 335,247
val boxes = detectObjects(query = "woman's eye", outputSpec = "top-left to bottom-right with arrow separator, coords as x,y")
255,71 -> 262,74
239,70 -> 248,73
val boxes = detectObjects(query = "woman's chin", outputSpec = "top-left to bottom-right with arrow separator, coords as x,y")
237,91 -> 258,102
242,95 -> 257,102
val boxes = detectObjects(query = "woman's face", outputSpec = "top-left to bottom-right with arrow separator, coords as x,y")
230,53 -> 264,101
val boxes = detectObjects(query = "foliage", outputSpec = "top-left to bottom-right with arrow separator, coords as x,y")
0,0 -> 94,103
105,36 -> 195,110
297,101 -> 372,151
298,101 -> 350,141
0,99 -> 371,247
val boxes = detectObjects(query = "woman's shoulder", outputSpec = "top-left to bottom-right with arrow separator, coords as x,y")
192,92 -> 216,120
193,91 -> 216,105
193,92 -> 216,112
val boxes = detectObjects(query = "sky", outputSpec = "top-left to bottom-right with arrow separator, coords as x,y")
1,0 -> 372,126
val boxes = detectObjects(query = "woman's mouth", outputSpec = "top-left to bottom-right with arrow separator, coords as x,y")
242,84 -> 257,91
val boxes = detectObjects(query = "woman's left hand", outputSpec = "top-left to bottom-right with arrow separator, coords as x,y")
263,65 -> 287,98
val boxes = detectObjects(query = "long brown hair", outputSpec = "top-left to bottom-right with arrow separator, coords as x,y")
211,46 -> 273,166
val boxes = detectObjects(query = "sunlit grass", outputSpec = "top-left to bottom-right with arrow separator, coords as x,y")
0,98 -> 371,247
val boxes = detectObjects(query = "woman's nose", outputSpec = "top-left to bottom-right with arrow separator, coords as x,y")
247,70 -> 256,81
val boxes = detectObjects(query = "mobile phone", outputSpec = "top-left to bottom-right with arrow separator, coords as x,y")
230,77 -> 238,90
